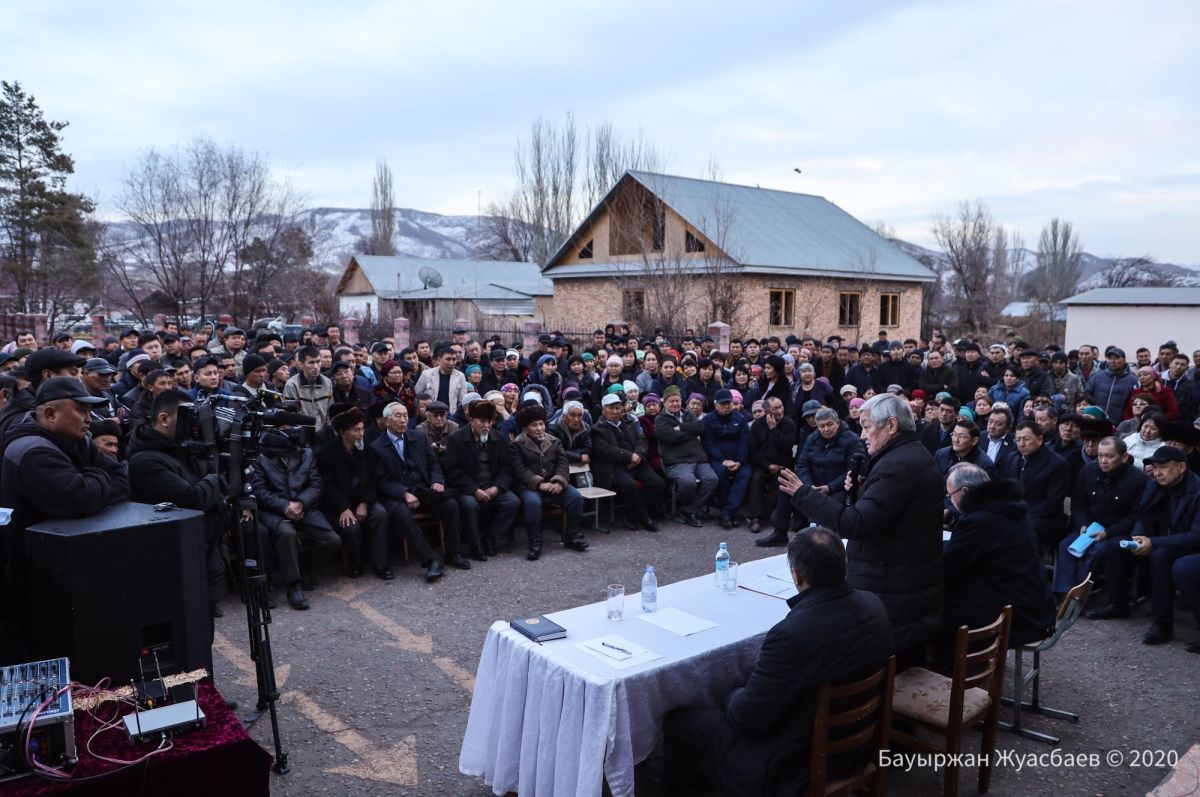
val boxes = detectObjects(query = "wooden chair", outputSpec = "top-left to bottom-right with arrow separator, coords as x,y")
890,606 -> 1012,797
808,655 -> 896,797
1000,575 -> 1092,744
398,510 -> 446,563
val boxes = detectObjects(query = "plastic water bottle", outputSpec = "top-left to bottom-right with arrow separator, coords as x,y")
641,566 -> 658,613
715,542 -> 730,590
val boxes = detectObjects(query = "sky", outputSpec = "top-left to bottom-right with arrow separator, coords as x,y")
6,1 -> 1198,263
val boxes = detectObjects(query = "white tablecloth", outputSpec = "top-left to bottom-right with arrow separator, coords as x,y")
459,555 -> 791,797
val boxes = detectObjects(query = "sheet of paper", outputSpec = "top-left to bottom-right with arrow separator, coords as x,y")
766,567 -> 793,583
633,606 -> 717,637
942,530 -> 952,543
740,574 -> 799,600
576,635 -> 662,670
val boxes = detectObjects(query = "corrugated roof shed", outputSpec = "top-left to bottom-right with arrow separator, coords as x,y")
342,255 -> 553,298
545,171 -> 935,282
1064,287 -> 1200,306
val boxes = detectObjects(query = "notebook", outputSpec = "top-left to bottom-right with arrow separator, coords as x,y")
510,615 -> 567,642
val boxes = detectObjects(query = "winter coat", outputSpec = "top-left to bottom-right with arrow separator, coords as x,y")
748,416 -> 797,473
590,417 -> 648,489
918,364 -> 958,397
315,439 -> 379,517
369,428 -> 445,500
1122,380 -> 1178,421
548,420 -> 592,464
510,432 -> 569,490
951,359 -> 996,405
1069,459 -> 1147,540
933,444 -> 997,481
441,424 -> 514,494
794,422 -> 865,497
413,366 -> 470,414
877,359 -> 919,393
943,479 -> 1056,647
1086,365 -> 1137,422
987,381 -> 1032,417
249,440 -> 324,534
1050,369 -> 1084,408
1130,470 -> 1200,553
1122,431 -> 1165,471
701,408 -> 751,467
283,372 -> 334,431
998,444 -> 1069,540
1021,366 -> 1054,398
655,410 -> 708,466
792,431 -> 944,651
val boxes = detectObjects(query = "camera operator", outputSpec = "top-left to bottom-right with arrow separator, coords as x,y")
128,388 -> 230,619
250,423 -> 341,610
1,377 -> 130,662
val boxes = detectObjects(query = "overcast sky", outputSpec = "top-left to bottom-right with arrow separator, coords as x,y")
7,1 -> 1198,263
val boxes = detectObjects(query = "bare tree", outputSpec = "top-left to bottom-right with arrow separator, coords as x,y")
1033,217 -> 1084,302
867,219 -> 896,240
480,194 -> 534,262
358,160 -> 396,256
512,114 -> 578,266
1096,255 -> 1176,288
930,200 -> 1001,336
582,121 -> 665,213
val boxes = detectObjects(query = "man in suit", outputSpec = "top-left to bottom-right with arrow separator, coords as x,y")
369,402 -> 465,580
983,405 -> 1018,474
1002,420 -> 1070,546
441,399 -> 520,557
920,396 -> 961,454
664,527 -> 893,796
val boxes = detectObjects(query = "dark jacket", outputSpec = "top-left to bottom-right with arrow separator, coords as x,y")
701,408 -> 750,467
330,382 -> 374,411
369,428 -> 445,501
590,416 -> 647,489
249,436 -> 324,533
951,359 -> 995,405
943,479 -> 1056,647
843,364 -> 879,397
1130,470 -> 1200,552
655,410 -> 707,466
933,444 -> 997,481
684,375 -> 721,410
749,416 -> 797,473
127,425 -> 222,519
795,422 -> 864,496
715,584 -> 893,797
999,444 -> 1069,539
510,432 -> 569,490
1021,366 -> 1054,398
0,387 -> 37,456
792,431 -> 944,652
918,364 -> 958,397
1069,459 -> 1147,540
877,359 -> 919,393
315,439 -> 378,517
548,420 -> 592,464
919,421 -> 956,454
1086,365 -> 1138,422
441,424 -> 514,495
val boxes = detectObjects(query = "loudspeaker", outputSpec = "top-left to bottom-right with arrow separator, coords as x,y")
24,502 -> 212,685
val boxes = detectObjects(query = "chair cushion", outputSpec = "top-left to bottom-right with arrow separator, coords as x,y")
892,667 -> 992,728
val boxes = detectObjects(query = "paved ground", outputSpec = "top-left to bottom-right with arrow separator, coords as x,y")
211,518 -> 1198,796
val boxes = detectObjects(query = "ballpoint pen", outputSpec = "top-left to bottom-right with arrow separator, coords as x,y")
601,642 -> 632,655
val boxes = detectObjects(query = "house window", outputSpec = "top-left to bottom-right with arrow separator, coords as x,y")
879,292 -> 900,327
685,230 -> 705,253
838,292 -> 861,327
651,203 -> 666,251
622,289 -> 645,320
578,239 -> 593,259
768,289 -> 795,327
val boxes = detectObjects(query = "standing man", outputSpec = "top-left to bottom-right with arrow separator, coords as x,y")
284,345 -> 335,430
1087,346 -> 1138,422
1004,420 -> 1070,547
414,344 -> 470,415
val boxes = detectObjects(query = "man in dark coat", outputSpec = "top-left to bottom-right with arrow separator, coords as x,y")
664,527 -> 893,796
701,388 -> 752,528
919,397 -> 961,454
590,392 -> 663,530
1,377 -> 129,661
1001,420 -> 1070,546
943,464 -> 1056,647
876,341 -> 919,393
781,393 -> 943,659
370,402 -> 465,575
1054,435 -> 1147,597
1090,446 -> 1200,646
656,386 -> 718,526
745,397 -> 796,533
128,389 -> 233,612
441,399 -> 520,558
0,348 -> 87,456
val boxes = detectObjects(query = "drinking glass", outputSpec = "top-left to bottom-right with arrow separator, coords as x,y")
723,562 -> 739,595
607,584 -> 625,620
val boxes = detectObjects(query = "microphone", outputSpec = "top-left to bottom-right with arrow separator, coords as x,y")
846,452 -> 866,506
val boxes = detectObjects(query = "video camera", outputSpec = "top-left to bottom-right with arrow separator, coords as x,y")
175,389 -> 316,465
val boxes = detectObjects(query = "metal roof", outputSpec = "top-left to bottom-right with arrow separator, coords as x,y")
394,283 -> 536,301
545,171 -> 935,283
1063,287 -> 1200,306
343,255 -> 553,297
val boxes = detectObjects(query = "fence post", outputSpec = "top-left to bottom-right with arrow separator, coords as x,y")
706,321 -> 731,352
393,317 -> 410,349
92,314 -> 107,347
522,320 -> 542,352
33,314 -> 48,344
342,317 -> 360,345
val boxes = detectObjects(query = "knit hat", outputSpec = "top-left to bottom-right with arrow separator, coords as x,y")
641,393 -> 661,406
606,355 -> 623,367
242,353 -> 267,374
849,397 -> 866,408
606,383 -> 625,395
622,380 -> 639,394
465,363 -> 482,377
536,354 -> 557,369
662,385 -> 681,401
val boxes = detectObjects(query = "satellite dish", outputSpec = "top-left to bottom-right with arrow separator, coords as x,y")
418,266 -> 444,289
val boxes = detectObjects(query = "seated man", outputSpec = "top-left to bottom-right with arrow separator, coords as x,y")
943,463 -> 1056,648
1090,446 -> 1200,648
663,527 -> 893,796
1003,420 -> 1070,546
509,405 -> 587,559
745,397 -> 795,534
656,385 -> 718,527
1055,435 -> 1147,599
441,399 -> 520,558
369,402 -> 467,576
251,424 -> 343,605
548,400 -> 592,466
701,388 -> 751,529
590,392 -> 664,530
415,399 -> 457,457
934,418 -> 997,482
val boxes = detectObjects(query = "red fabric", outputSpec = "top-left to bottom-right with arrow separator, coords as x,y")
8,680 -> 272,796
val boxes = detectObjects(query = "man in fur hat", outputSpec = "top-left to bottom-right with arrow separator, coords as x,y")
442,398 -> 520,557
510,404 -> 587,560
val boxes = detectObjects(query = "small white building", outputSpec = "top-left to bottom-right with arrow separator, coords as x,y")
1063,287 -> 1200,355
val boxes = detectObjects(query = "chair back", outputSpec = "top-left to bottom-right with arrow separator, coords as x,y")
809,655 -> 896,796
954,605 -> 1012,696
1037,575 -> 1092,652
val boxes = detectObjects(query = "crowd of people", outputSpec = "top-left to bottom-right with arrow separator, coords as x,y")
0,319 -> 1197,665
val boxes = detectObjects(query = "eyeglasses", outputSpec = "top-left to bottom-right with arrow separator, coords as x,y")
947,485 -> 968,497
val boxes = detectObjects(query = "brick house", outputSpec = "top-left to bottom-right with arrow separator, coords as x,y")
541,171 -> 934,343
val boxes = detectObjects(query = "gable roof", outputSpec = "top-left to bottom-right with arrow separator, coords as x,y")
544,171 -> 935,282
338,255 -> 553,299
1063,287 -> 1200,306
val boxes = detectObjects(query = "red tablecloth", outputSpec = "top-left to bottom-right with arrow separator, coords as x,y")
5,680 -> 272,796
